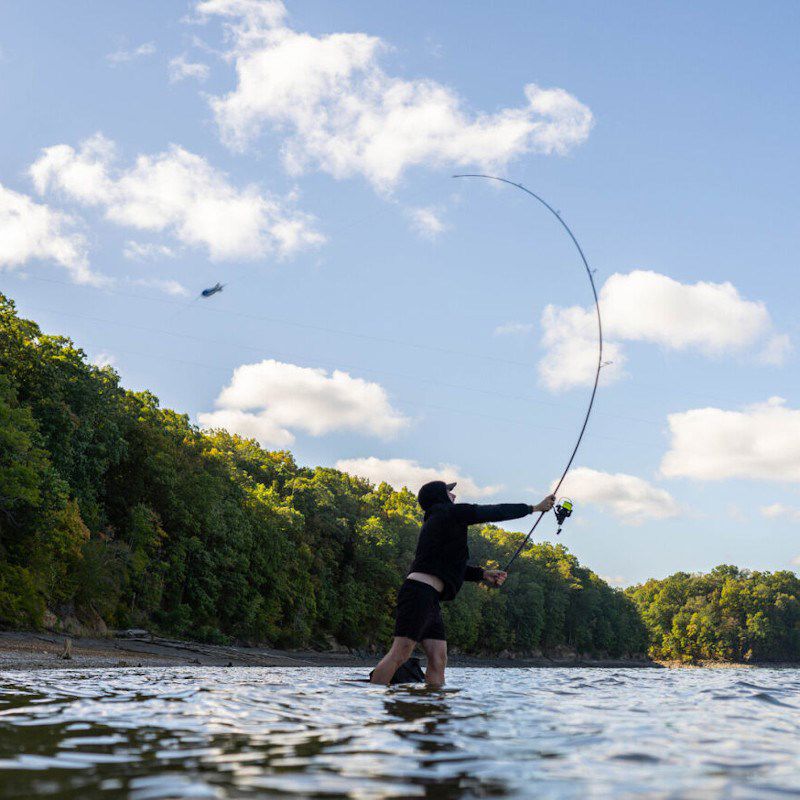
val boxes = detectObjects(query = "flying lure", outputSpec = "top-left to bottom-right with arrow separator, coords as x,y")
453,174 -> 603,571
201,283 -> 225,298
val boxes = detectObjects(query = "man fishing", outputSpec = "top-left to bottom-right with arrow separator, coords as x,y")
370,480 -> 556,685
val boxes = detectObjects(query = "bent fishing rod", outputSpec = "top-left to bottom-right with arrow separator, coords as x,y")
453,174 -> 603,572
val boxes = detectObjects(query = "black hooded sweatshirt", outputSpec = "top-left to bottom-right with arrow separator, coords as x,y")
409,481 -> 533,601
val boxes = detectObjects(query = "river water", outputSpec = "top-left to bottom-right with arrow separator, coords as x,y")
0,666 -> 798,799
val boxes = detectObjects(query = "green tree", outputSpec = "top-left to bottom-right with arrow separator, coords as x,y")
0,292 -> 651,657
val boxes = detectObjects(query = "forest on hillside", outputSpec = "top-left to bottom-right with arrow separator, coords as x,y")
627,567 -> 800,662
1,292 -> 798,662
0,294 -> 644,657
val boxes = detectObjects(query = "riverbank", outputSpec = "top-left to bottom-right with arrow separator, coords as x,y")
0,631 -> 657,671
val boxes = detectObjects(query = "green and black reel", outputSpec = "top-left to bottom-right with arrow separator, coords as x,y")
554,498 -> 574,535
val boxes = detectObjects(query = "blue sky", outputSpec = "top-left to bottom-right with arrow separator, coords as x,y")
2,1 -> 799,586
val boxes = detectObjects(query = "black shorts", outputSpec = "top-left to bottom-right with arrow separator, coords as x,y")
393,579 -> 446,642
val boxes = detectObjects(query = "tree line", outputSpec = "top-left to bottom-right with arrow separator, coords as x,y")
626,566 -> 800,662
0,292 -> 796,662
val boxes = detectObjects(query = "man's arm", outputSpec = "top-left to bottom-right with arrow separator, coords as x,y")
465,564 -> 508,587
452,495 -> 556,525
451,502 -> 532,525
464,565 -> 485,582
456,496 -> 556,587
457,504 -> 535,587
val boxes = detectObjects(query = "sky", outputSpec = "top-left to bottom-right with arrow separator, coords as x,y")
2,0 -> 799,587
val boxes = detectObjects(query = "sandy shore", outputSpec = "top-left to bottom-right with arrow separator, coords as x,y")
0,631 -> 366,671
0,631 -> 659,671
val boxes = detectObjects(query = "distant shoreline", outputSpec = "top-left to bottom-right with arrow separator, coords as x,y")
0,631 -> 661,671
5,632 -> 796,672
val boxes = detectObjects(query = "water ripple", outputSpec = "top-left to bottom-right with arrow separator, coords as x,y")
0,667 -> 799,798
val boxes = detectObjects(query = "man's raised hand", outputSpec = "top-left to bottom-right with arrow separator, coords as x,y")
534,494 -> 557,513
483,570 -> 507,587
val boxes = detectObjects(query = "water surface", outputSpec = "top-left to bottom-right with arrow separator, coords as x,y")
0,666 -> 798,798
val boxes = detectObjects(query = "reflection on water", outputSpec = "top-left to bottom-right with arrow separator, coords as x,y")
0,667 -> 799,798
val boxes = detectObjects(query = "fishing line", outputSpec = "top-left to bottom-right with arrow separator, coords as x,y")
19,299 -> 663,447
13,269 -> 736,410
16,273 -> 536,369
453,174 -> 603,571
14,273 -> 734,433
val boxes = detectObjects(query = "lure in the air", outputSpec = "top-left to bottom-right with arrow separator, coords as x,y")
201,283 -> 224,298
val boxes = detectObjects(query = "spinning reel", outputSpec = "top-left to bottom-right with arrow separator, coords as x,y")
553,498 -> 574,535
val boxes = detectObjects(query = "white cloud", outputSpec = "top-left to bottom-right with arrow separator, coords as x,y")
661,397 -> 800,482
539,303 -> 626,390
601,575 -> 627,587
123,241 -> 179,261
494,321 -> 535,336
30,133 -> 324,261
760,333 -> 792,366
169,54 -> 210,83
0,181 -> 102,285
193,0 -> 288,29
600,271 -> 773,352
197,407 -> 295,448
107,42 -> 156,64
92,351 -> 117,369
198,359 -> 409,447
406,206 -> 446,239
539,270 -> 787,391
130,277 -> 189,296
194,0 -> 593,187
335,456 -> 501,500
557,466 -> 680,525
761,503 -> 800,521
